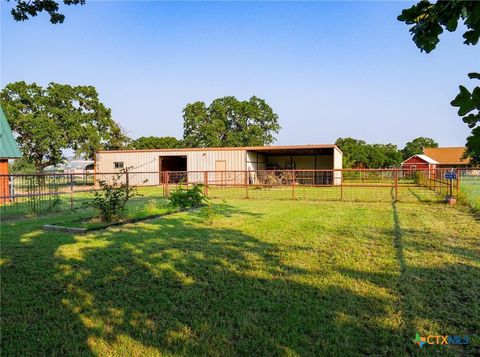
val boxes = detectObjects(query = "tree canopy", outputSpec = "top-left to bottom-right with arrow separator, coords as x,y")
398,0 -> 480,164
6,0 -> 85,24
401,137 -> 438,159
132,136 -> 183,150
1,81 -> 130,172
335,137 -> 404,168
182,96 -> 280,148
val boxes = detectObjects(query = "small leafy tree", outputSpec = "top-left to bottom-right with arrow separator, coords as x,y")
85,172 -> 138,222
169,184 -> 207,209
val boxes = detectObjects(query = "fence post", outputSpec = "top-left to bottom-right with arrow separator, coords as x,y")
162,171 -> 166,197
456,169 -> 460,198
166,171 -> 169,197
394,170 -> 398,202
291,170 -> 295,200
245,171 -> 249,199
204,171 -> 208,197
340,170 -> 343,201
125,168 -> 130,199
70,174 -> 74,211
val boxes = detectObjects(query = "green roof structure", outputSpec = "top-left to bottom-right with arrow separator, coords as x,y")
0,104 -> 22,158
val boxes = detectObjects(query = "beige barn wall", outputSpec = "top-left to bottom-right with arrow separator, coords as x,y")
96,149 -> 247,185
333,147 -> 343,185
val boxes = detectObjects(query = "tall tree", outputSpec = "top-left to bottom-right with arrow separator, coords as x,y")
132,136 -> 183,150
401,137 -> 438,159
183,96 -> 280,148
398,1 -> 480,164
1,81 -> 130,172
6,0 -> 85,24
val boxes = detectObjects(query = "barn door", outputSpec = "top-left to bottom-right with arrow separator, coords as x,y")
215,160 -> 227,185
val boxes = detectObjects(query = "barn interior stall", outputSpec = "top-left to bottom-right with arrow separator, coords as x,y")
246,146 -> 342,185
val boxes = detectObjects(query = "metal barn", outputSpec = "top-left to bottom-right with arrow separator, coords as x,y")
95,144 -> 343,186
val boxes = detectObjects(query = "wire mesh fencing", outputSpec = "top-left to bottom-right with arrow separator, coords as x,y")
458,168 -> 480,210
163,169 -> 458,203
1,168 -> 475,220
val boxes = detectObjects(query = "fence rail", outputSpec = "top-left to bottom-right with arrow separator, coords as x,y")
1,168 -> 478,219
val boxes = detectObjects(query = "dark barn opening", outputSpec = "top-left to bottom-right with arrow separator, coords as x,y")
159,156 -> 187,183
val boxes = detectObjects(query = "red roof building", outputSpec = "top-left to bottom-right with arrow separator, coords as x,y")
401,154 -> 438,171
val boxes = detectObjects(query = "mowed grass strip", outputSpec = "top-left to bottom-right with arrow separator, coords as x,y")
1,200 -> 479,356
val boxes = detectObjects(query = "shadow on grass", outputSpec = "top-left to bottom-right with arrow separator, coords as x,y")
337,198 -> 480,355
2,203 -> 404,356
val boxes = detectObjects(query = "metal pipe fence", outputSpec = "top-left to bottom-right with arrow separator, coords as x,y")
0,168 -> 478,220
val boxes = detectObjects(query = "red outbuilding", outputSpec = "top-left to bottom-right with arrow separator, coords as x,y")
401,154 -> 438,171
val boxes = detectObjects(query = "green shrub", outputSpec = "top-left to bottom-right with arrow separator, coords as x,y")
169,184 -> 207,209
84,173 -> 138,222
199,199 -> 227,225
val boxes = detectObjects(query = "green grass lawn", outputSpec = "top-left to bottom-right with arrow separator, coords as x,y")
460,177 -> 480,210
1,199 -> 479,356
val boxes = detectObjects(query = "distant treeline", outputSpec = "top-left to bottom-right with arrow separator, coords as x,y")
335,137 -> 438,169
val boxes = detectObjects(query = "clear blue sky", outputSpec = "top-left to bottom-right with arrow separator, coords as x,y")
1,1 -> 479,148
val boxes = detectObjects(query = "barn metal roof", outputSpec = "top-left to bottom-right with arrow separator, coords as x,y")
0,105 -> 22,159
402,154 -> 439,165
97,144 -> 342,155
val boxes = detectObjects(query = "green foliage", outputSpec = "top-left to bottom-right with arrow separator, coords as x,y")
169,184 -> 207,209
398,1 -> 480,53
401,137 -> 438,159
451,73 -> 480,164
182,96 -> 280,148
1,81 -> 130,171
335,137 -> 403,168
84,173 -> 138,222
132,136 -> 183,150
8,157 -> 36,173
7,0 -> 86,24
399,2 -> 480,164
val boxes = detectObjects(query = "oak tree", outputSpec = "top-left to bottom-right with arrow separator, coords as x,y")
1,81 -> 130,172
183,96 -> 280,148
